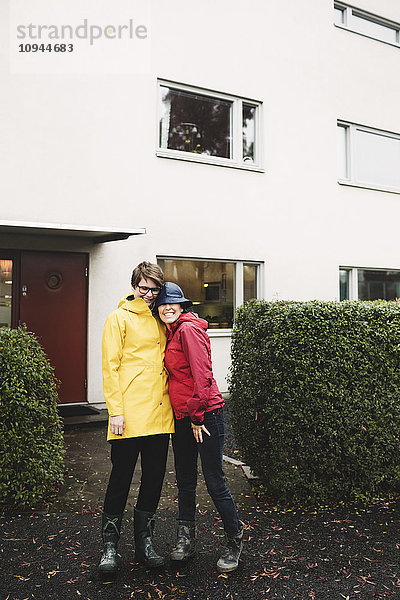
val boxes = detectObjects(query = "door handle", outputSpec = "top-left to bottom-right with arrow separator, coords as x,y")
22,285 -> 27,296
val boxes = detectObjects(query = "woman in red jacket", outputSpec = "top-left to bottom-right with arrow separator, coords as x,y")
155,282 -> 244,573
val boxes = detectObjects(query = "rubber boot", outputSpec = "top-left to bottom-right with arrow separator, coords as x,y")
170,521 -> 196,562
216,522 -> 244,573
98,512 -> 123,574
134,507 -> 165,568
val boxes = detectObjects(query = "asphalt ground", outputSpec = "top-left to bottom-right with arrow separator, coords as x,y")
0,417 -> 399,600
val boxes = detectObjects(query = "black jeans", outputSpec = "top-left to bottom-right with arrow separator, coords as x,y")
172,409 -> 241,537
103,434 -> 170,515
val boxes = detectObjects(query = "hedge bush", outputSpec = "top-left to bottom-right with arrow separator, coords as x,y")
0,326 -> 64,507
229,300 -> 400,504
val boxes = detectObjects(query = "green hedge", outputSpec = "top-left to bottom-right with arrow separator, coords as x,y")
229,300 -> 400,504
0,326 -> 64,507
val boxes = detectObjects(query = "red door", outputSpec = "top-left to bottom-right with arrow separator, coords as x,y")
19,251 -> 88,404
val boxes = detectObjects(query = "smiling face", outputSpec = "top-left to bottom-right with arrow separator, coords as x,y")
158,303 -> 184,326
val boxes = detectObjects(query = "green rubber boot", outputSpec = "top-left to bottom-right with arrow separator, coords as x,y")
170,521 -> 196,562
134,507 -> 165,568
217,522 -> 244,573
98,512 -> 123,575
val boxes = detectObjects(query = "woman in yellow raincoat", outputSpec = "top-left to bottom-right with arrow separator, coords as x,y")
98,262 -> 174,574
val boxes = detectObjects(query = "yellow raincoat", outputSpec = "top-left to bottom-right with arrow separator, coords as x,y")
102,295 -> 174,441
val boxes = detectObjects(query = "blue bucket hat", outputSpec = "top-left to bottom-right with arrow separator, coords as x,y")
155,282 -> 192,308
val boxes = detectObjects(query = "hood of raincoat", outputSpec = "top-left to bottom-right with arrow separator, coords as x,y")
118,294 -> 154,314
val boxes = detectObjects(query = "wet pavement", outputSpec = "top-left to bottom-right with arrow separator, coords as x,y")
1,418 -> 398,600
54,416 -> 257,516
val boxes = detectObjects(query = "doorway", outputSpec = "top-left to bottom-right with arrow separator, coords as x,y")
0,250 -> 88,404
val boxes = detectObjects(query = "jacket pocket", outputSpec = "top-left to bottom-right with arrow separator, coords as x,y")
120,366 -> 146,395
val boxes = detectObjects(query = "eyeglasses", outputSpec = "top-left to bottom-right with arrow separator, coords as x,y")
137,285 -> 161,296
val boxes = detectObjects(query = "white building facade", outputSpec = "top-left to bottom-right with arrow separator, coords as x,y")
1,0 -> 400,406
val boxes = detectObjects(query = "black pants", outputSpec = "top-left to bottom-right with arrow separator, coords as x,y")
172,410 -> 241,537
103,434 -> 170,515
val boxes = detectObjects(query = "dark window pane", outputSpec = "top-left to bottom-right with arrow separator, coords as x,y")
242,104 -> 256,163
369,281 -> 385,298
157,259 -> 234,328
339,269 -> 350,301
0,259 -> 13,327
386,281 -> 397,299
358,269 -> 400,300
159,86 -> 232,158
244,264 -> 257,302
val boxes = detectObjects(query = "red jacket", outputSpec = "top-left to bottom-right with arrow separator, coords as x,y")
164,312 -> 223,424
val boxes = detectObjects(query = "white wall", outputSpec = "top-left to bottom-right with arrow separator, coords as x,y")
1,0 -> 400,400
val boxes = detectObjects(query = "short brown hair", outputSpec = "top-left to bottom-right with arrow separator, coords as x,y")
131,261 -> 164,289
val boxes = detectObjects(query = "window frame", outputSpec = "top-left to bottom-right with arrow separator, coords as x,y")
157,255 -> 263,335
334,2 -> 400,47
339,267 -> 357,301
339,266 -> 400,301
156,79 -> 263,172
0,250 -> 20,328
337,121 -> 400,194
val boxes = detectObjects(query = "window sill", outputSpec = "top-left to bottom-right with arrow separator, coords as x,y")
338,179 -> 400,195
334,24 -> 400,49
207,328 -> 232,338
156,150 -> 264,173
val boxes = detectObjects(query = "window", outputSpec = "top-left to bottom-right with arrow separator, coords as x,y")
339,268 -> 350,301
157,257 -> 261,330
334,6 -> 345,25
339,268 -> 400,301
337,122 -> 400,193
243,263 -> 258,302
0,259 -> 13,327
158,80 -> 262,170
334,3 -> 400,46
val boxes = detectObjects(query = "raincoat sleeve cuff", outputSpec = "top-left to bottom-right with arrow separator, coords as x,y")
190,419 -> 204,426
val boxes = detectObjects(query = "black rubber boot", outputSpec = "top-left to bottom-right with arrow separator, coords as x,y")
98,512 -> 123,575
216,522 -> 244,573
170,521 -> 196,562
134,507 -> 165,568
